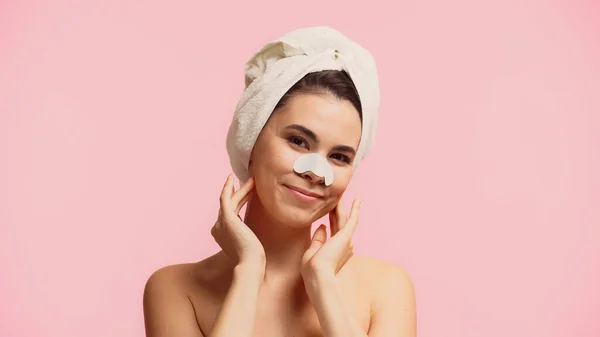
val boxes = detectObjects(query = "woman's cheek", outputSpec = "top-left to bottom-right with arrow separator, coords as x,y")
334,167 -> 352,188
277,147 -> 300,171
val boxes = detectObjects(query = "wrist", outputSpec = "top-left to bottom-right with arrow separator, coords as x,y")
301,263 -> 335,282
302,270 -> 338,295
234,260 -> 265,280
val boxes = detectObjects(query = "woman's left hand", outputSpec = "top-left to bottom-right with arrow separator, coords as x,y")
301,198 -> 360,281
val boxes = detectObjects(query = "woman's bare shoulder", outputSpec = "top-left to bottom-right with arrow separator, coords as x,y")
144,252 -> 231,293
142,253 -> 232,336
348,256 -> 414,292
143,263 -> 199,308
349,256 -> 417,333
142,262 -> 207,336
144,263 -> 194,290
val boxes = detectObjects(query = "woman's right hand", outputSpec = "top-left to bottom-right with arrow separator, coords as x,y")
211,174 -> 265,269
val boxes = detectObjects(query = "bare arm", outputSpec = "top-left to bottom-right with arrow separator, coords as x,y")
304,274 -> 368,337
144,176 -> 265,336
305,263 -> 416,337
207,175 -> 266,336
301,200 -> 417,337
301,200 -> 368,337
208,263 -> 264,337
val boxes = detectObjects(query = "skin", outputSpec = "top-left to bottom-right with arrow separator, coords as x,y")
143,93 -> 417,337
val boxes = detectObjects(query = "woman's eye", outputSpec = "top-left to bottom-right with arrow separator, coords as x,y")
288,136 -> 307,148
331,153 -> 351,164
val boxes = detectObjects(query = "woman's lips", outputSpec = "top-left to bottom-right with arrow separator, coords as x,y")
284,185 -> 322,202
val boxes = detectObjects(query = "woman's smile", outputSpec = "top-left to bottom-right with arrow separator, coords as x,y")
283,184 -> 323,203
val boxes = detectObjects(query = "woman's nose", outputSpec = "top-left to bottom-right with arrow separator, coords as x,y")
301,171 -> 325,184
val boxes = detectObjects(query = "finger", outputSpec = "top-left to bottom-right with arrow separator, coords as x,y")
235,187 -> 253,214
335,199 -> 349,231
231,176 -> 255,207
312,224 -> 327,244
304,225 -> 327,259
329,207 -> 338,235
219,174 -> 234,211
343,199 -> 361,235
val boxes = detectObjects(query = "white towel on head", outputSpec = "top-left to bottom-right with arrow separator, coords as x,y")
226,26 -> 380,182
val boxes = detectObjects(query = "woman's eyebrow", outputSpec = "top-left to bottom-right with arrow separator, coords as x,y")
285,124 -> 318,143
332,145 -> 356,156
285,124 -> 357,155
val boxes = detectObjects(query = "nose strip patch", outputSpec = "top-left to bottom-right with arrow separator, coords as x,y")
293,153 -> 334,186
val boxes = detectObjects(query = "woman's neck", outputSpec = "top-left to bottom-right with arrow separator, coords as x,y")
242,196 -> 313,285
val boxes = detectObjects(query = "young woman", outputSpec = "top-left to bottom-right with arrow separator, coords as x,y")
143,27 -> 416,337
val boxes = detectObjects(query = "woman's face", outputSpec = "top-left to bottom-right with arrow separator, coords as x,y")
249,92 -> 362,227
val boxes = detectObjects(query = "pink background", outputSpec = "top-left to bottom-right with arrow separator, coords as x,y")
1,0 -> 599,336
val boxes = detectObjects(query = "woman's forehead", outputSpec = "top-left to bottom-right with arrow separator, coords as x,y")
275,94 -> 360,128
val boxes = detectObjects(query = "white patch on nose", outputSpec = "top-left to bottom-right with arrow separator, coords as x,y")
293,153 -> 334,186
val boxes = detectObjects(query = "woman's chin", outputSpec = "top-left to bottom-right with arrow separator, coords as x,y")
287,210 -> 323,228
272,205 -> 323,228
